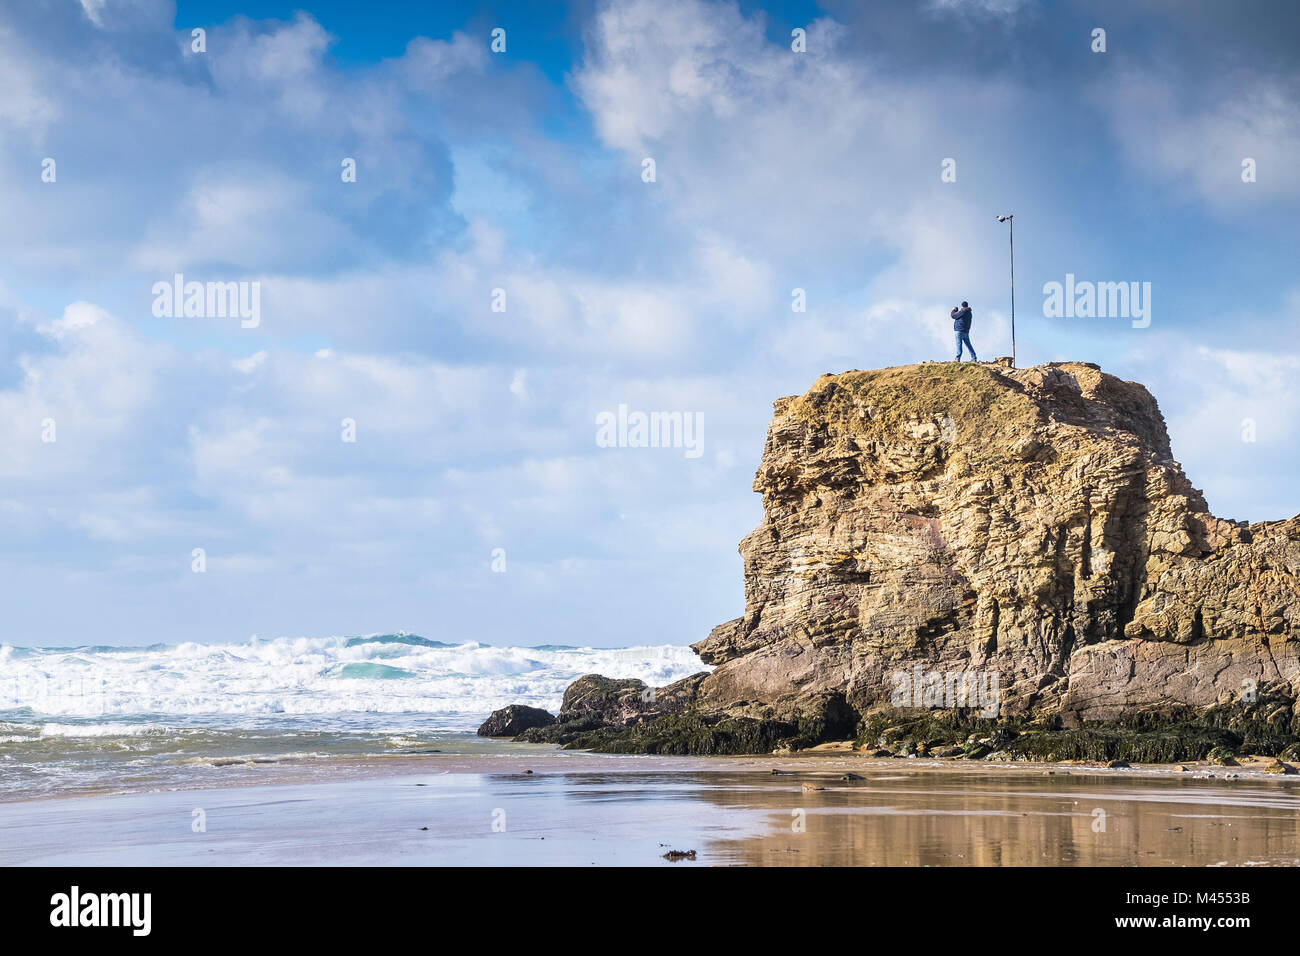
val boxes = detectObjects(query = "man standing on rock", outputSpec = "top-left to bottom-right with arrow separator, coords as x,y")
952,301 -> 977,362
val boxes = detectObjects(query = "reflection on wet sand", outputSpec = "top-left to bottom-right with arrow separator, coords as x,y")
678,769 -> 1300,866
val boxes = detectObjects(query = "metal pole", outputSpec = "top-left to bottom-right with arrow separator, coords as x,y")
1009,216 -> 1015,368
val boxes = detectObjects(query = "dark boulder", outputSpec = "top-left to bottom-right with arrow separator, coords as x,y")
477,704 -> 556,737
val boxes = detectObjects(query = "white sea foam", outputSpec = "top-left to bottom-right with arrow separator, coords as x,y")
38,722 -> 169,738
0,634 -> 708,731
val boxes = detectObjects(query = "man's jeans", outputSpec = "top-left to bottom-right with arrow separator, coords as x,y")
955,331 -> 977,361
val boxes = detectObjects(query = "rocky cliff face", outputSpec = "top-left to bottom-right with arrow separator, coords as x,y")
515,361 -> 1300,757
690,361 -> 1300,729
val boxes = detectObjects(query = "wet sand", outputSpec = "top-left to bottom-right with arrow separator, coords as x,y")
2,752 -> 1298,866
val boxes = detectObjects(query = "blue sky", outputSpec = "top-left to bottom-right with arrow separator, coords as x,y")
2,0 -> 1299,647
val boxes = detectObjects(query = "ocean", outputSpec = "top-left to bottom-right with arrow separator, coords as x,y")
0,633 -> 707,799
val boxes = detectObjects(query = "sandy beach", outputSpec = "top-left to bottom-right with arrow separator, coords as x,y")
3,752 -> 1298,866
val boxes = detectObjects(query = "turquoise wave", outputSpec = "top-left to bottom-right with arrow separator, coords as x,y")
332,662 -> 418,680
343,633 -> 454,649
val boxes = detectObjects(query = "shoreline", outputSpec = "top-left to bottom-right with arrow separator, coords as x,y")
4,744 -> 1297,807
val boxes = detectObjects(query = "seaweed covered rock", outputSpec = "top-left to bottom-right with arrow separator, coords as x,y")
558,672 -> 708,726
515,713 -> 608,745
522,692 -> 856,754
514,672 -> 711,745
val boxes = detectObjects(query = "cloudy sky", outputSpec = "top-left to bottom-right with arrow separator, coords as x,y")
3,0 -> 1299,647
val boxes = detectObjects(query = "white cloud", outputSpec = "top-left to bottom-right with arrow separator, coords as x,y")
572,0 -> 1029,305
927,0 -> 1031,16
78,0 -> 107,27
233,351 -> 268,374
1095,69 -> 1300,208
38,301 -> 109,339
0,25 -> 59,131
1124,328 -> 1300,522
400,31 -> 488,85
